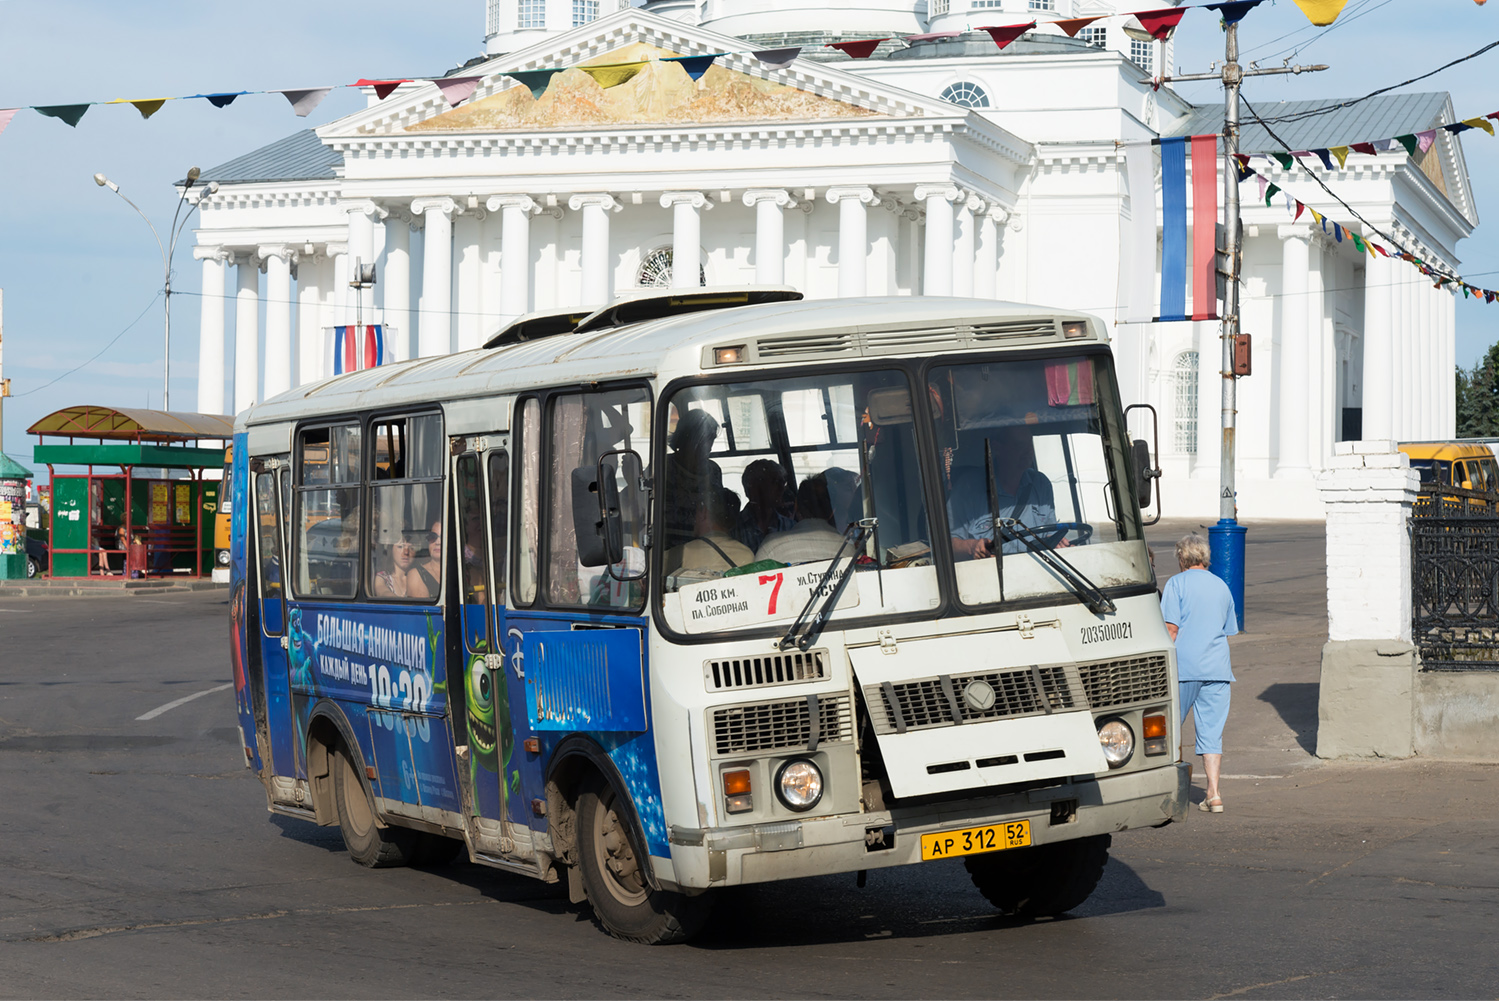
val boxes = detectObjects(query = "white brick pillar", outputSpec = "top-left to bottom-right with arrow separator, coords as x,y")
1315,440 -> 1420,759
1361,252 -> 1395,441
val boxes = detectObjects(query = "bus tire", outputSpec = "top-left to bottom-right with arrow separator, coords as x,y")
332,744 -> 417,868
964,833 -> 1111,919
576,777 -> 709,944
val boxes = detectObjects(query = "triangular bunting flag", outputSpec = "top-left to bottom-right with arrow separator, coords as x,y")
1292,0 -> 1349,25
1445,122 -> 1473,135
1350,233 -> 1365,253
1050,17 -> 1102,37
752,47 -> 801,68
1329,146 -> 1350,168
1378,137 -> 1401,151
979,23 -> 1036,49
1256,175 -> 1268,201
1312,148 -> 1335,170
435,76 -> 482,107
1132,8 -> 1189,38
579,62 -> 647,88
1204,0 -> 1267,22
278,87 -> 332,117
1416,130 -> 1437,152
663,54 -> 724,81
1265,182 -> 1280,206
1463,117 -> 1495,135
827,39 -> 887,58
1293,201 -> 1306,222
1396,134 -> 1419,155
1487,291 -> 1496,304
128,99 -> 167,120
1234,159 -> 1254,182
0,109 -> 15,137
1333,222 -> 1344,242
1272,152 -> 1294,170
35,104 -> 89,127
195,92 -> 246,108
506,69 -> 564,99
356,78 -> 410,100
1351,142 -> 1377,156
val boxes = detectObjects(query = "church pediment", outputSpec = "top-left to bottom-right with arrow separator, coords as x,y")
405,42 -> 882,133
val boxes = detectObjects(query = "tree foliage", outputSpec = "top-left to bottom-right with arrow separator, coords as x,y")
1456,341 -> 1499,437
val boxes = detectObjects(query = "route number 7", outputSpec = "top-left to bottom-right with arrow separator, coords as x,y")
758,573 -> 785,615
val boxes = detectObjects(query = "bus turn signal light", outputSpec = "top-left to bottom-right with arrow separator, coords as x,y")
714,345 -> 747,365
1143,714 -> 1168,756
723,769 -> 753,814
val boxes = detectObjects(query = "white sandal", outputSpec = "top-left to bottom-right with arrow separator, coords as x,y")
1199,795 -> 1224,814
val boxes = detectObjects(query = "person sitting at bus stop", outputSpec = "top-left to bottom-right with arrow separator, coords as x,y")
373,539 -> 415,598
666,488 -> 755,576
662,408 -> 725,551
734,458 -> 794,552
948,426 -> 1061,560
755,473 -> 847,565
1161,532 -> 1239,814
407,522 -> 442,598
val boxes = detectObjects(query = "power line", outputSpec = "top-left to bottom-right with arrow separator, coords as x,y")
12,293 -> 161,398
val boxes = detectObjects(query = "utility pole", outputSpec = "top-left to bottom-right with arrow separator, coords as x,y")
0,288 -> 7,453
1155,30 -> 1326,630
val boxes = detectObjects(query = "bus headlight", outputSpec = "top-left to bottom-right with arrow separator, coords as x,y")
217,550 -> 231,565
1097,718 -> 1134,768
775,759 -> 823,811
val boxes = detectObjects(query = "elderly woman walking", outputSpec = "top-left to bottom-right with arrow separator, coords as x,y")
1160,533 -> 1239,813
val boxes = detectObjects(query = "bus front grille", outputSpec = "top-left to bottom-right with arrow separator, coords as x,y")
705,649 -> 828,691
1077,655 -> 1170,710
711,693 -> 853,756
865,665 -> 1077,735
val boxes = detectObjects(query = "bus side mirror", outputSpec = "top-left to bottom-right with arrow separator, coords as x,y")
1132,439 -> 1155,508
570,450 -> 647,577
571,467 -> 615,568
1123,403 -> 1162,527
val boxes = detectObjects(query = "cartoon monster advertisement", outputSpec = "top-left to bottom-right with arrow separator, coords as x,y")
288,607 -> 444,714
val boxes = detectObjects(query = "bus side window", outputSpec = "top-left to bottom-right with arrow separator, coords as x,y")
516,399 -> 541,606
295,424 -> 362,599
368,414 -> 444,601
254,472 -> 285,634
488,451 -> 510,605
454,454 -> 488,606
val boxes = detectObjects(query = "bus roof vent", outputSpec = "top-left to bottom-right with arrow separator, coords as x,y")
971,319 -> 1060,341
756,331 -> 855,359
573,285 -> 803,334
483,306 -> 594,349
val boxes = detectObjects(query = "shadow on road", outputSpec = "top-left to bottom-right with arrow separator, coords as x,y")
1257,681 -> 1319,755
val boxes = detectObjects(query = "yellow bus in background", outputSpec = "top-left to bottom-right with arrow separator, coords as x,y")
213,445 -> 232,583
1398,441 -> 1499,491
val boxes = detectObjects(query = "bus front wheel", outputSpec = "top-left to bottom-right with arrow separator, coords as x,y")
333,745 -> 417,868
576,777 -> 709,944
964,833 -> 1110,919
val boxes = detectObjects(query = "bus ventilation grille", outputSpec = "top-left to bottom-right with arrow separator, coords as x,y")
711,693 -> 853,756
754,321 -> 1061,361
864,665 -> 1077,735
705,649 -> 829,691
1077,654 -> 1170,711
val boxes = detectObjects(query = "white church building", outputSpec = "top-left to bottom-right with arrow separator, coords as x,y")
189,0 -> 1476,519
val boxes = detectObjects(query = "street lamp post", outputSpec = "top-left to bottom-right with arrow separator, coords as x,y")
94,168 -> 219,413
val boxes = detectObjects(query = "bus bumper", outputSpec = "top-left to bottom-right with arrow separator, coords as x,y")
663,761 -> 1188,890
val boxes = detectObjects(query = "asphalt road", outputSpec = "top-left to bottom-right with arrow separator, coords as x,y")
1,548 -> 1496,999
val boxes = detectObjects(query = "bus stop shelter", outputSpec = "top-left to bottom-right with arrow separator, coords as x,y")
28,406 -> 232,578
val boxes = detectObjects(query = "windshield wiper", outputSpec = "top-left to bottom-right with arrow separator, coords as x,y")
995,517 -> 1117,614
778,518 -> 876,652
984,439 -> 1004,602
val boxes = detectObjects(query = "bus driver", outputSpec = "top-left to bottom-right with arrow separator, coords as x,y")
948,425 -> 1062,560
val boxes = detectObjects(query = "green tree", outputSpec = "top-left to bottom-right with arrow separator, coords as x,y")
1456,341 -> 1499,437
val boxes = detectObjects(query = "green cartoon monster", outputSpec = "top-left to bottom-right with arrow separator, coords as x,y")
464,640 -> 513,775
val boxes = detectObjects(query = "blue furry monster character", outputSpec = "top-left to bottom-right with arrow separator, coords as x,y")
288,607 -> 319,769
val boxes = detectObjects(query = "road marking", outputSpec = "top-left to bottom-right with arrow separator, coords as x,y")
136,683 -> 234,721
1221,773 -> 1286,780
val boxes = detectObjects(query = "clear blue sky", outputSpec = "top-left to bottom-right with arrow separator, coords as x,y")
1,0 -> 1495,467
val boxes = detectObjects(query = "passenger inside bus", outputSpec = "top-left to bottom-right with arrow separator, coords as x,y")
664,487 -> 755,576
733,458 -> 795,552
661,409 -> 725,551
372,538 -> 415,598
755,472 -> 849,565
408,521 -> 442,598
947,425 -> 1062,560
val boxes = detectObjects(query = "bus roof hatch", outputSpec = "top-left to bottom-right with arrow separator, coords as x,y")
572,286 -> 803,334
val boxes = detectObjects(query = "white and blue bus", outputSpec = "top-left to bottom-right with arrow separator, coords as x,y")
229,289 -> 1186,943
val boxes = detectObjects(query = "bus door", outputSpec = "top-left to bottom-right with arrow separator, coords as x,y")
451,435 -> 527,856
251,455 -> 298,779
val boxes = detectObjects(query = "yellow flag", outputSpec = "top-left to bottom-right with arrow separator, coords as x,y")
579,62 -> 647,89
1463,116 -> 1496,135
1292,0 -> 1349,25
129,99 -> 167,120
1329,146 -> 1350,168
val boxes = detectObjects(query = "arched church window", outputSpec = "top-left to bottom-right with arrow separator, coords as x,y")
518,0 -> 545,30
638,247 -> 706,288
1174,351 -> 1198,454
940,82 -> 989,109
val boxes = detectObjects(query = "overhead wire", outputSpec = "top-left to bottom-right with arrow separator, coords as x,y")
12,293 -> 162,397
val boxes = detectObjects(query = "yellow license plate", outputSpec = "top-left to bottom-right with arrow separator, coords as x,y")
920,820 -> 1032,861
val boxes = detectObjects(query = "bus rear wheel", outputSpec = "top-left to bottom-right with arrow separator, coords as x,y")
332,744 -> 417,868
964,833 -> 1111,919
576,778 -> 709,944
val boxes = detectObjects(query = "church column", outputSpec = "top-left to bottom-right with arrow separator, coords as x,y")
297,249 -> 325,385
569,194 -> 619,306
952,194 -> 980,298
233,253 -> 260,413
1309,234 -> 1333,469
382,217 -> 412,362
1276,224 -> 1311,477
661,191 -> 710,289
743,189 -> 794,285
488,195 -> 539,322
1443,287 -> 1457,437
975,205 -> 1002,299
454,209 -> 484,352
825,186 -> 876,298
194,247 -> 229,415
411,197 -> 458,357
915,184 -> 959,296
260,245 -> 295,399
1362,251 -> 1395,440
345,200 -> 386,323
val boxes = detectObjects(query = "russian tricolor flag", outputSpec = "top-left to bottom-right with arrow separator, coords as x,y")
332,325 -> 384,375
1121,135 -> 1220,323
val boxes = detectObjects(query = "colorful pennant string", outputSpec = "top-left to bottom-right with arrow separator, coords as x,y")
1204,1 -> 1267,24
195,92 -> 247,108
578,62 -> 648,88
751,47 -> 801,68
0,109 -> 15,137
435,76 -> 482,107
35,105 -> 88,127
827,38 -> 887,59
1134,8 -> 1190,39
355,78 -> 411,100
505,69 -> 565,100
1050,17 -> 1103,37
278,87 -> 332,118
662,53 -> 725,81
979,23 -> 1037,49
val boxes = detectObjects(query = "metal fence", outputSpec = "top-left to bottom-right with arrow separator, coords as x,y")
1412,484 -> 1499,672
